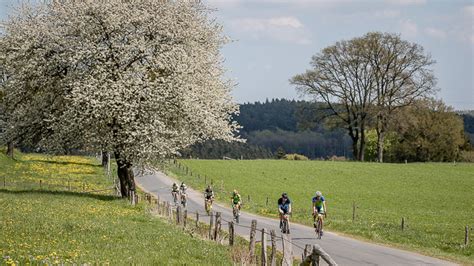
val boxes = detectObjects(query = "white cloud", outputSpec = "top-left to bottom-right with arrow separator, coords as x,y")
425,27 -> 447,39
230,16 -> 311,45
268,17 -> 303,28
399,19 -> 418,38
374,9 -> 401,18
385,0 -> 427,6
463,5 -> 474,16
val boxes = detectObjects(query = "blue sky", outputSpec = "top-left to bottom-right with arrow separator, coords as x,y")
1,0 -> 473,110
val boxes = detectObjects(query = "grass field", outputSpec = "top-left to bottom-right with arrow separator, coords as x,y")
0,152 -> 233,265
168,159 -> 474,263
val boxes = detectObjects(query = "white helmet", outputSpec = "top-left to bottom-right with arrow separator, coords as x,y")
315,191 -> 322,197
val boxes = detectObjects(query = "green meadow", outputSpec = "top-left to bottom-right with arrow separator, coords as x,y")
0,152 -> 233,265
169,159 -> 474,264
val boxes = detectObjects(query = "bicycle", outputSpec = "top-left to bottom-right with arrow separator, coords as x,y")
232,204 -> 240,223
314,213 -> 324,239
281,213 -> 290,234
204,197 -> 213,215
172,191 -> 179,205
180,192 -> 187,208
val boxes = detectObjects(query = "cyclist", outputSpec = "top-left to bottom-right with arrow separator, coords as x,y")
180,182 -> 187,194
179,182 -> 188,205
171,182 -> 179,204
231,189 -> 242,216
278,192 -> 291,230
312,191 -> 327,235
204,185 -> 214,212
231,189 -> 241,208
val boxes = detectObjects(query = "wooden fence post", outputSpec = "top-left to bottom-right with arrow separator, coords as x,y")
3,177 -> 6,187
303,244 -> 312,261
183,210 -> 187,228
195,212 -> 199,228
130,190 -> 135,205
352,201 -> 356,222
229,221 -> 234,246
401,217 -> 405,230
270,229 -> 277,266
282,233 -> 293,266
465,225 -> 470,246
209,212 -> 214,239
249,219 -> 257,262
261,228 -> 268,266
214,212 -> 221,241
248,195 -> 251,202
266,196 -> 269,206
167,201 -> 172,219
40,179 -> 42,189
176,206 -> 182,225
301,245 -> 338,266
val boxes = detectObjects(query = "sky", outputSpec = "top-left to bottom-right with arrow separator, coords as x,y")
1,0 -> 473,110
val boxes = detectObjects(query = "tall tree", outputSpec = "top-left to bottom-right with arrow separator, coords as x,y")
364,32 -> 436,162
0,0 -> 240,197
291,36 -> 375,160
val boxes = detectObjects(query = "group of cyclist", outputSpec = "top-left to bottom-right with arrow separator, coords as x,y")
171,182 -> 188,206
278,191 -> 327,235
171,182 -> 327,235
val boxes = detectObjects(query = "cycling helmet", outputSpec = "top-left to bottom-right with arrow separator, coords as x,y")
173,182 -> 177,186
315,191 -> 322,197
282,192 -> 288,198
233,189 -> 238,194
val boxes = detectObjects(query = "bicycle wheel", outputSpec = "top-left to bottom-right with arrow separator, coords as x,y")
316,217 -> 323,239
282,219 -> 288,234
205,201 -> 210,215
233,206 -> 240,223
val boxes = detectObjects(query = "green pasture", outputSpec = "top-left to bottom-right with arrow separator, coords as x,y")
169,159 -> 474,263
0,152 -> 233,265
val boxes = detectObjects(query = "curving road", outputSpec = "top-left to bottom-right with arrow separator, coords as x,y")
136,171 -> 456,266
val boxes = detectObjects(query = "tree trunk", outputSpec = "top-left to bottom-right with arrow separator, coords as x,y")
376,112 -> 389,163
114,152 -> 135,198
6,141 -> 14,158
359,128 -> 366,161
101,151 -> 109,167
348,128 -> 360,160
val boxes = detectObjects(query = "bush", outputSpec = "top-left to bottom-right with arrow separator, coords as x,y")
459,151 -> 474,162
328,155 -> 347,161
284,153 -> 309,161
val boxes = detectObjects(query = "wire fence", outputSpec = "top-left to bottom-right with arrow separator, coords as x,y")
138,190 -> 337,265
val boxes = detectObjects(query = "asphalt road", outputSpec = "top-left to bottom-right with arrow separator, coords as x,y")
136,171 -> 456,266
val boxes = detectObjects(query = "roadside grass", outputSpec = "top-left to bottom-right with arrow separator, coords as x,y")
0,151 -> 233,265
167,159 -> 474,264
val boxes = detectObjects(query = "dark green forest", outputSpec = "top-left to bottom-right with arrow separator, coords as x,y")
181,99 -> 473,161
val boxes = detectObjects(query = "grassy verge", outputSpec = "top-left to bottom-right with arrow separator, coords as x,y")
0,151 -> 234,265
167,159 -> 474,264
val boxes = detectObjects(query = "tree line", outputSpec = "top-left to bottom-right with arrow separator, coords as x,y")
183,98 -> 472,162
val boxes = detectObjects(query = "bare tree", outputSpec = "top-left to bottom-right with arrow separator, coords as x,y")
364,32 -> 436,162
291,36 -> 375,160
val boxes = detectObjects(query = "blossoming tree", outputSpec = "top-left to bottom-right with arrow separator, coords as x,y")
0,0 -> 240,197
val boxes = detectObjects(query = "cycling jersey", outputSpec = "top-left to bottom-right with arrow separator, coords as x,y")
278,197 -> 291,214
172,185 -> 179,192
205,188 -> 214,199
180,185 -> 187,194
312,196 -> 325,213
232,193 -> 241,205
